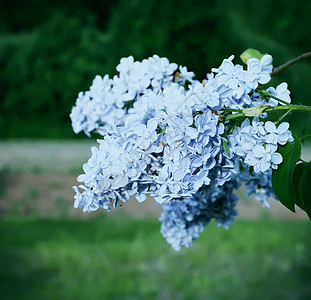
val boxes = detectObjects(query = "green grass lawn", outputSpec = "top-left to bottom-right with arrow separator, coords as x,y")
0,217 -> 310,300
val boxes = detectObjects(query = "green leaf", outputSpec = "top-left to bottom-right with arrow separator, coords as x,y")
298,163 -> 311,219
272,136 -> 301,212
240,48 -> 266,64
222,140 -> 229,155
292,163 -> 305,210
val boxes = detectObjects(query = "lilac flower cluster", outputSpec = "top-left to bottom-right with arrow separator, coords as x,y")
244,169 -> 275,208
159,180 -> 239,251
71,54 -> 295,250
208,54 -> 272,109
228,118 -> 293,173
70,55 -> 194,136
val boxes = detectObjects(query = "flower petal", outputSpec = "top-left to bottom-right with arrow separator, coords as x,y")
253,145 -> 266,157
271,152 -> 283,165
277,122 -> 289,134
264,121 -> 276,133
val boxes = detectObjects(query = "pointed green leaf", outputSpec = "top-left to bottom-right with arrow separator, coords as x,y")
292,163 -> 305,211
222,141 -> 229,155
272,136 -> 301,212
298,163 -> 311,219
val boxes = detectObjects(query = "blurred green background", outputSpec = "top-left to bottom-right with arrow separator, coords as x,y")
1,1 -> 311,299
1,218 -> 310,299
1,0 -> 311,139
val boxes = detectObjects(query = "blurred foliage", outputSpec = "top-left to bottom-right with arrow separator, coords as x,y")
0,0 -> 311,138
0,218 -> 310,299
0,13 -> 110,138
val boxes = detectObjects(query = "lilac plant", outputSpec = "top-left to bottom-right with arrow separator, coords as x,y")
70,49 -> 311,250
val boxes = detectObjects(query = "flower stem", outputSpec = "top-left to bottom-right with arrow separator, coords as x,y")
223,108 -> 241,112
260,90 -> 290,106
275,109 -> 292,126
223,104 -> 311,121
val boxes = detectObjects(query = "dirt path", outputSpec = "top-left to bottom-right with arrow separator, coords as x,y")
0,140 -> 98,173
0,172 -> 307,220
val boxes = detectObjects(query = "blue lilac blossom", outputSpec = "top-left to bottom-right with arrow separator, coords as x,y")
244,170 -> 275,208
71,53 -> 294,250
159,180 -> 240,251
70,55 -> 195,136
228,118 -> 293,173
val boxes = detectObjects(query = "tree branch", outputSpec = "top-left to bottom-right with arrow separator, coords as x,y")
271,52 -> 311,76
